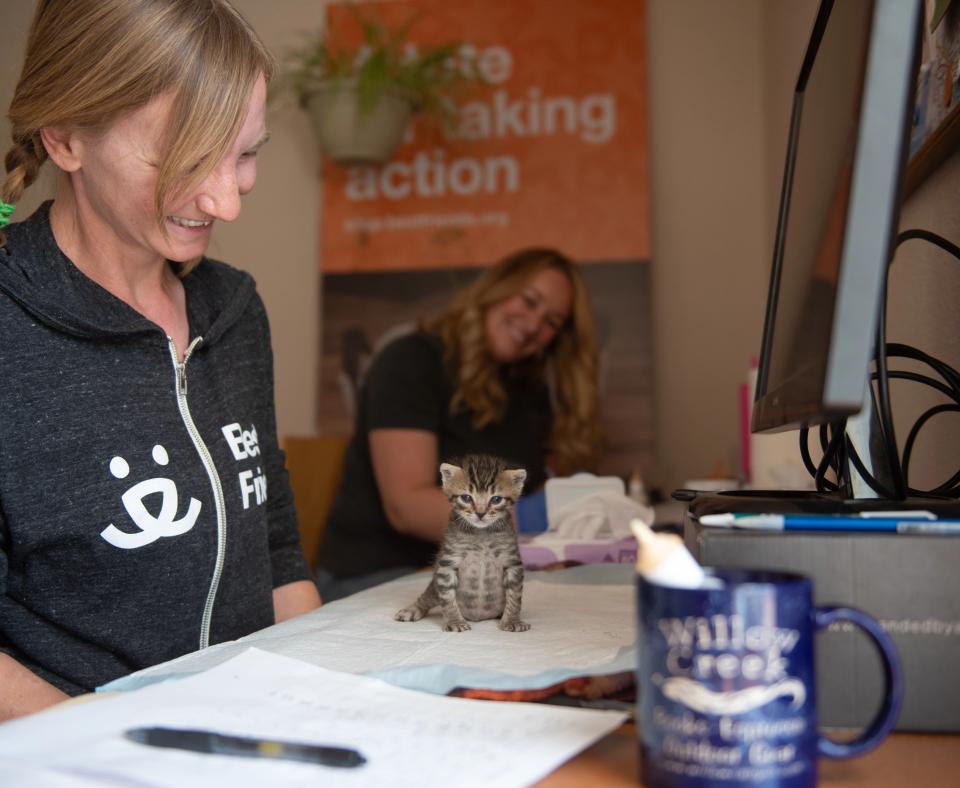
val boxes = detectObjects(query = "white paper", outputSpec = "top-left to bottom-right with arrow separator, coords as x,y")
0,649 -> 627,788
105,564 -> 637,695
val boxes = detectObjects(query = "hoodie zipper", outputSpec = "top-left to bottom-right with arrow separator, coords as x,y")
168,336 -> 227,650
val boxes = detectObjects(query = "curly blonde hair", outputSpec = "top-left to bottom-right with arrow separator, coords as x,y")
425,248 -> 603,475
0,0 -> 274,272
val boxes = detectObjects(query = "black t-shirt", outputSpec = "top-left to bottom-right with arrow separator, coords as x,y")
318,331 -> 551,578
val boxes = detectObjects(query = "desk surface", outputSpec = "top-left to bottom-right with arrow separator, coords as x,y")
539,725 -> 960,787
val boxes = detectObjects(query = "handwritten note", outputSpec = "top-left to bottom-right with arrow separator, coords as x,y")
0,649 -> 627,787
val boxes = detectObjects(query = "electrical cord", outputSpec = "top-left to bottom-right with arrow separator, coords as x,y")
903,404 -> 960,493
801,229 -> 960,499
799,421 -> 843,494
816,424 -> 846,492
872,271 -> 908,499
884,341 -> 960,495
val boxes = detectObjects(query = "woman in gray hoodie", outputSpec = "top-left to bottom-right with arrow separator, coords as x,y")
0,0 -> 320,720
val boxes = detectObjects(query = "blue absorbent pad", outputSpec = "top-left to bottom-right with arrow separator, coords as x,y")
102,563 -> 637,696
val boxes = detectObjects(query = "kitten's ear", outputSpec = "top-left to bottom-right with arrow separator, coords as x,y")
505,469 -> 527,497
439,463 -> 462,492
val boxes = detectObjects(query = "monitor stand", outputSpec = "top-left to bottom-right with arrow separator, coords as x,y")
844,389 -> 888,500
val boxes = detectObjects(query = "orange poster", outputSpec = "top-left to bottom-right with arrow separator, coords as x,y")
320,0 -> 649,272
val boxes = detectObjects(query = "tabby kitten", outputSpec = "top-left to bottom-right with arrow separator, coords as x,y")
395,454 -> 530,633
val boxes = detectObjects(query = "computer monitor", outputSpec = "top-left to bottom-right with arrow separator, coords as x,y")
751,0 -> 921,437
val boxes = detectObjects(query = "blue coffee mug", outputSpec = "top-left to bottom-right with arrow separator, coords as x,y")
637,568 -> 902,787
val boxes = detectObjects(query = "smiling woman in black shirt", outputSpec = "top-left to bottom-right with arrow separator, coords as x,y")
316,248 -> 602,600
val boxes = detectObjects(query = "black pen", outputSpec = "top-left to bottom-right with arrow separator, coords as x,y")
124,726 -> 366,768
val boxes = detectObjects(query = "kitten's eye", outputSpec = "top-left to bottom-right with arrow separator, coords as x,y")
459,494 -> 473,504
490,496 -> 503,504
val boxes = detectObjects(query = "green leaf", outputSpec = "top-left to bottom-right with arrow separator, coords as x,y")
277,3 -> 481,120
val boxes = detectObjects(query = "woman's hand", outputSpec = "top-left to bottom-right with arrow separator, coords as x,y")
273,580 -> 322,622
0,654 -> 70,722
369,428 -> 452,542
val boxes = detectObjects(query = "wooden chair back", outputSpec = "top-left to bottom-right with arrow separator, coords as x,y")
282,434 -> 350,570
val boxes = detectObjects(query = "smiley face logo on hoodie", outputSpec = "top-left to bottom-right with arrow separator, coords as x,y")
99,444 -> 202,549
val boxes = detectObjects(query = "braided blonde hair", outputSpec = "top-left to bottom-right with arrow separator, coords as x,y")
0,0 -> 274,269
426,248 -> 603,475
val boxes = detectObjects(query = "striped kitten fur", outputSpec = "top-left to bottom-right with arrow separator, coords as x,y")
395,454 -> 530,632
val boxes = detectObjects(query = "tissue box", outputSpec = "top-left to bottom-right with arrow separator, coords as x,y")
545,473 -> 626,517
520,535 -> 637,569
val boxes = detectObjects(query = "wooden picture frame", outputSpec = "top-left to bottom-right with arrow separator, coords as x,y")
904,0 -> 960,195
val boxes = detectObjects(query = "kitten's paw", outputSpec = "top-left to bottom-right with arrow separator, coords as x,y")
443,620 -> 471,632
499,619 -> 531,632
395,607 -> 425,622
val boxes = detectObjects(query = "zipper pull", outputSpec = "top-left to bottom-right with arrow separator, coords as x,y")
176,362 -> 187,397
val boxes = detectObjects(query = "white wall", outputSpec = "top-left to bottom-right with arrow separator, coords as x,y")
215,1 -> 324,440
646,0 -> 771,487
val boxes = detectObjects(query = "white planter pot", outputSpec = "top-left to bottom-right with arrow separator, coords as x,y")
305,78 -> 414,165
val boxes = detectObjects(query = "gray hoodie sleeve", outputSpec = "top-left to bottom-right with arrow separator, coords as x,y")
249,296 -> 312,590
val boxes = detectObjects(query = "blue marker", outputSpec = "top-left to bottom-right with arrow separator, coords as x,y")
697,512 -> 960,534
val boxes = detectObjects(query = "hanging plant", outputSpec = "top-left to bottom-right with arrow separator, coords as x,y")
276,8 -> 479,165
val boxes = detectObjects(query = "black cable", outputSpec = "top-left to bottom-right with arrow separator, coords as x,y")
886,342 -> 960,392
799,426 -> 816,474
897,228 -> 960,261
814,423 -> 845,493
932,467 -> 960,497
902,404 -> 960,493
816,424 -> 833,493
798,229 -> 960,498
871,230 -> 960,497
885,369 -> 958,401
833,422 -> 851,493
873,284 -> 907,498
